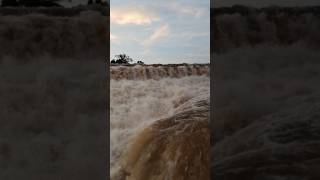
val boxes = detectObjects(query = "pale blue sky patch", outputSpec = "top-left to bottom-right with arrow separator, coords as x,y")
110,0 -> 210,64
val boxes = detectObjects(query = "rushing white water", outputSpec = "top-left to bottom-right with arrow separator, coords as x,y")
110,64 -> 210,80
110,66 -> 210,179
0,10 -> 108,59
211,7 -> 320,180
212,9 -> 320,53
0,10 -> 108,179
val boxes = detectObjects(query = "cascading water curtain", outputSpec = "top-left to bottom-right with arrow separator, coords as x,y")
110,0 -> 210,179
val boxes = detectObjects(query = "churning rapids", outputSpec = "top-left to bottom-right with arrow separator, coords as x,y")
110,64 -> 210,80
110,64 -> 210,180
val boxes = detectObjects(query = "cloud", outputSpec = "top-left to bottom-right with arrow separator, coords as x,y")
143,24 -> 170,49
111,7 -> 159,25
176,32 -> 209,40
110,33 -> 120,44
167,2 -> 205,18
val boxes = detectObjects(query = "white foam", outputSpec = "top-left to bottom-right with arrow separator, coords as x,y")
110,75 -> 210,177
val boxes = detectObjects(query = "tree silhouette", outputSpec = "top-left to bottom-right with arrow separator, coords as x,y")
112,54 -> 133,64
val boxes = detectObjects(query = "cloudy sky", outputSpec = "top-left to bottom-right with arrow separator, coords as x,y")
61,0 -> 319,64
110,0 -> 210,64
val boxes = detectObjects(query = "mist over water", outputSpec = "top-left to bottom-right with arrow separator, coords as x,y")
110,65 -> 210,180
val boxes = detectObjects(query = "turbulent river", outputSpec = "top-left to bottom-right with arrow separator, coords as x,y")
110,64 -> 210,180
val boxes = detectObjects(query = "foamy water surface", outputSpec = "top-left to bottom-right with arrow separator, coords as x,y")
110,68 -> 210,179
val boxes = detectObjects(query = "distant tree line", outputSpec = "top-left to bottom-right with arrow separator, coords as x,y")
136,61 -> 144,64
111,54 -> 144,65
